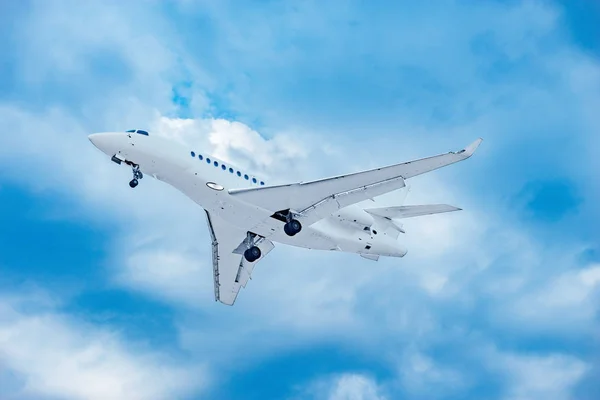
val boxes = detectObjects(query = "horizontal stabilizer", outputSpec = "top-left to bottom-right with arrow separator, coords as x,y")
365,204 -> 461,219
360,254 -> 380,261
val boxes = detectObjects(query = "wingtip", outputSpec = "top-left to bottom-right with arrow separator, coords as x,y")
463,138 -> 483,156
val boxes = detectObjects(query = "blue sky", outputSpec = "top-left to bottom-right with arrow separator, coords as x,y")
0,0 -> 599,399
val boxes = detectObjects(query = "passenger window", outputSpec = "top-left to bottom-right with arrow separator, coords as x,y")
244,174 -> 249,180
237,171 -> 241,177
199,154 -> 203,160
207,158 -> 211,163
260,181 -> 265,186
214,161 -> 218,167
191,151 -> 195,157
221,165 -> 226,170
229,168 -> 234,173
252,178 -> 257,183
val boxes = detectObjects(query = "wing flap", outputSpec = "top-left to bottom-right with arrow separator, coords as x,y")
365,204 -> 461,219
229,138 -> 482,216
298,176 -> 406,226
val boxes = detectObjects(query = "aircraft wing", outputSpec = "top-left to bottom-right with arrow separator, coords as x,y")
205,211 -> 274,306
229,138 -> 482,224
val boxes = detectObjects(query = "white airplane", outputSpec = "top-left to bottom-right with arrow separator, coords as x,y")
89,129 -> 482,305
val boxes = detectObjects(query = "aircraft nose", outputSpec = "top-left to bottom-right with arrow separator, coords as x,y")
88,132 -> 128,155
88,133 -> 101,147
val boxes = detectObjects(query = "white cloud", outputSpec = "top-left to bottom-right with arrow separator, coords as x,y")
13,0 -> 188,110
494,352 -> 588,400
399,350 -> 465,394
327,374 -> 387,400
116,247 -> 213,308
150,115 -> 310,181
497,264 -> 600,333
392,343 -> 590,400
292,373 -> 387,400
0,294 -> 206,400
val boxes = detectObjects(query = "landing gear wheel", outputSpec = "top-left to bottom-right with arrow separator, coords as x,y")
284,219 -> 302,236
244,246 -> 262,262
129,179 -> 139,188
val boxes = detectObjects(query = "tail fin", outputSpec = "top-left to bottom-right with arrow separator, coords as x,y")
364,204 -> 461,220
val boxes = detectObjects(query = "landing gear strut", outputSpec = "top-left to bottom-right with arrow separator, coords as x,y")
284,214 -> 302,237
243,232 -> 262,263
129,164 -> 143,188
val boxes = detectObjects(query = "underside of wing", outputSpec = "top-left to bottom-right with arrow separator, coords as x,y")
228,138 -> 482,222
364,204 -> 462,219
205,211 -> 274,306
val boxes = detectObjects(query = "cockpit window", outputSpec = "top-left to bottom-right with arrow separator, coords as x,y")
125,129 -> 149,136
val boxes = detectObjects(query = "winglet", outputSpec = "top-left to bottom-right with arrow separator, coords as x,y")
460,138 -> 483,157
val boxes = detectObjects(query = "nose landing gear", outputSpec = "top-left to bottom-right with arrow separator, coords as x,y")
129,164 -> 143,188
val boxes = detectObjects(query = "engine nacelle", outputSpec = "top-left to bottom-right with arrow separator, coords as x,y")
334,205 -> 375,230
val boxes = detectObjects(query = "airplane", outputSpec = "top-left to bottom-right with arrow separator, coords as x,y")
89,129 -> 482,305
